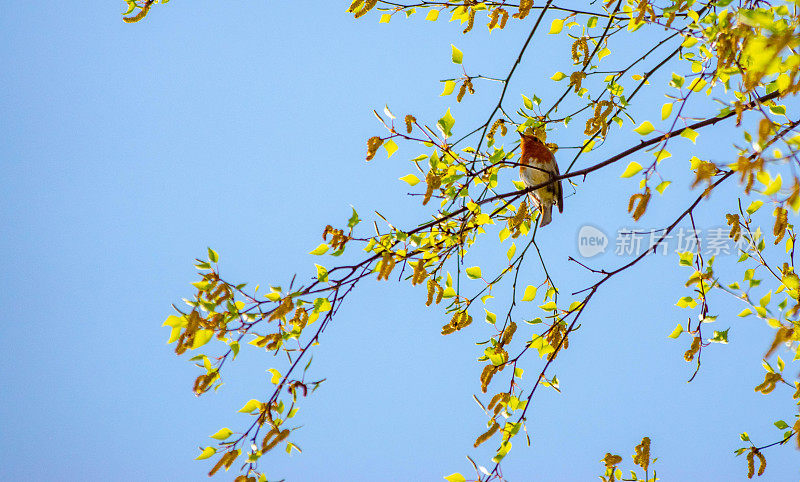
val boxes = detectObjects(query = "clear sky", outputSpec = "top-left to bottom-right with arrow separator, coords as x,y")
1,1 -> 798,481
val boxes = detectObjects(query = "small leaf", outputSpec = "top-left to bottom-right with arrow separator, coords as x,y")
207,247 -> 219,263
210,428 -> 233,440
384,139 -> 398,158
451,44 -> 463,64
681,127 -> 698,143
737,308 -> 752,317
746,200 -> 763,214
192,330 -> 213,349
440,80 -> 456,96
634,121 -> 655,135
309,244 -> 329,255
551,71 -> 567,81
548,18 -> 564,34
268,368 -> 282,385
668,324 -> 683,338
315,264 -> 329,282
656,181 -> 670,194
506,243 -> 516,261
763,174 -> 782,195
466,266 -> 482,279
237,399 -> 261,413
444,474 -> 466,482
522,285 -> 537,302
195,447 -> 217,460
661,103 -> 673,120
426,9 -> 439,21
620,161 -> 643,178
399,174 -> 421,186
437,108 -> 455,137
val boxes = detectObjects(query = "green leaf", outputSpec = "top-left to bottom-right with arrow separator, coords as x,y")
587,16 -> 598,28
347,207 -> 360,228
399,174 -> 421,186
678,251 -> 694,266
237,399 -> 261,413
548,18 -> 564,34
309,244 -> 330,255
710,328 -> 729,343
440,80 -> 456,96
195,447 -> 217,460
774,419 -> 790,429
620,161 -> 643,178
384,139 -> 398,158
661,103 -> 673,120
444,474 -> 466,482
210,428 -> 233,440
668,323 -> 684,338
740,432 -> 750,442
315,264 -> 329,282
207,247 -> 219,263
522,94 -> 533,110
634,121 -> 655,135
451,44 -> 463,64
437,108 -> 455,138
522,285 -> 537,302
268,368 -> 282,384
466,266 -> 482,279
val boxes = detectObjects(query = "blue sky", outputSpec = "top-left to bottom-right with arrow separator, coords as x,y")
2,1 -> 798,481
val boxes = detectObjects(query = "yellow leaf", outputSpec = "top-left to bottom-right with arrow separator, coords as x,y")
384,139 -> 398,158
237,399 -> 261,413
426,9 -> 439,21
195,447 -> 216,460
451,44 -> 463,64
763,174 -> 782,195
191,330 -> 214,349
548,18 -> 564,34
681,128 -> 698,144
551,72 -> 567,81
522,285 -> 537,302
309,244 -> 329,255
620,161 -> 643,178
440,80 -> 456,96
633,121 -> 655,135
268,368 -> 282,385
661,103 -> 673,120
466,266 -> 482,279
399,174 -> 421,186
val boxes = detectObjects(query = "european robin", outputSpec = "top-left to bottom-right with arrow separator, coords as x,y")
518,132 -> 563,227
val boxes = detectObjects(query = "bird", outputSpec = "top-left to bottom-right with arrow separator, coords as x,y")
518,131 -> 563,227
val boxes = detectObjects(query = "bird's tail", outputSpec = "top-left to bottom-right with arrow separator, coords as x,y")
539,204 -> 553,227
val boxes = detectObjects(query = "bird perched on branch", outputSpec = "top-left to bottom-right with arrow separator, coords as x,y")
518,131 -> 563,227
